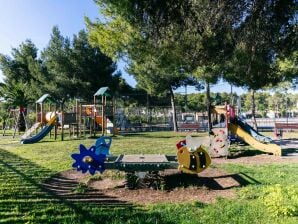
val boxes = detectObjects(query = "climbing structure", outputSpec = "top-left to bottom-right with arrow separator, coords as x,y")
209,128 -> 230,157
211,105 -> 281,156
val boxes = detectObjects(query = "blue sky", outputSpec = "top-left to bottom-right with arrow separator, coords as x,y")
0,0 -> 245,94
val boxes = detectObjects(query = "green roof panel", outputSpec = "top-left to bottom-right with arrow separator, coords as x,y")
36,94 -> 56,104
94,87 -> 112,97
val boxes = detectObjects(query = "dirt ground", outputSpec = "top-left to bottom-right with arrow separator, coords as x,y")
43,168 -> 237,205
43,152 -> 298,205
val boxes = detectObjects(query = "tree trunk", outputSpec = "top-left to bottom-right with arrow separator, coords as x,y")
169,87 -> 178,132
251,90 -> 258,130
18,107 -> 26,132
206,82 -> 212,134
2,120 -> 6,131
146,93 -> 150,123
61,101 -> 64,141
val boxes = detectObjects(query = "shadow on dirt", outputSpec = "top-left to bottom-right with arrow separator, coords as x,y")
228,149 -> 266,158
163,171 -> 260,191
282,148 -> 298,156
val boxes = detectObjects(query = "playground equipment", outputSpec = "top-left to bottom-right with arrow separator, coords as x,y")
211,105 -> 282,156
176,137 -> 211,174
7,107 -> 29,138
71,136 -> 211,188
21,114 -> 58,144
21,94 -> 79,144
93,87 -> 116,135
209,128 -> 230,157
71,136 -> 112,174
21,94 -> 57,144
21,94 -> 59,144
82,105 -> 114,134
21,87 -> 116,143
78,87 -> 116,137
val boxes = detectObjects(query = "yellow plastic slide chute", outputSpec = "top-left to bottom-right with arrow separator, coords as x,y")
229,123 -> 281,156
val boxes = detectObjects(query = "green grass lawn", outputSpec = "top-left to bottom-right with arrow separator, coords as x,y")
0,131 -> 297,223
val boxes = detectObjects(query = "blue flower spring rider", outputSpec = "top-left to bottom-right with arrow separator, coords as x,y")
71,136 -> 112,175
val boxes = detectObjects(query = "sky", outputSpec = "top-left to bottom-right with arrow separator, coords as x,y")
0,0 -> 246,95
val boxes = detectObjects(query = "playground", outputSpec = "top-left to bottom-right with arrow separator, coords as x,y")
0,81 -> 298,224
0,1 -> 297,223
0,89 -> 298,223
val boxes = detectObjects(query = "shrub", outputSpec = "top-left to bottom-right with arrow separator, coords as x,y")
260,184 -> 298,217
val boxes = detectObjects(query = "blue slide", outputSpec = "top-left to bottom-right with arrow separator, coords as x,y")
21,115 -> 57,144
235,117 -> 272,143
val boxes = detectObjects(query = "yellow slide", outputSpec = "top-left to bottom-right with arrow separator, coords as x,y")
229,123 -> 281,156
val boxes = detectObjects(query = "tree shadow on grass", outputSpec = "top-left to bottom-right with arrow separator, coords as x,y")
0,148 -> 174,224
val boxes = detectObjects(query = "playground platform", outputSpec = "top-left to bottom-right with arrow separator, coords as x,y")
105,154 -> 178,172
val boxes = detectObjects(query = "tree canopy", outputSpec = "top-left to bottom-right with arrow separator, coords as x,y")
224,0 -> 297,90
0,40 -> 45,102
0,27 -> 130,106
86,0 -> 251,131
41,26 -> 121,100
87,0 -> 249,82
